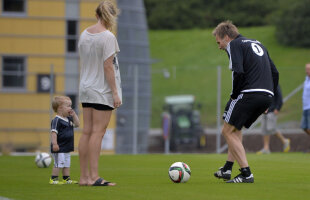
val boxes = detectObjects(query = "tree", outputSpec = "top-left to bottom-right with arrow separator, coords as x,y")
275,0 -> 310,47
144,0 -> 277,30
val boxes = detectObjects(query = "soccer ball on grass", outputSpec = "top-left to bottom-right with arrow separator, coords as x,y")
168,162 -> 191,183
35,152 -> 52,168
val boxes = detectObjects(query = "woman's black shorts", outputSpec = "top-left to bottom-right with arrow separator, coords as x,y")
82,103 -> 114,111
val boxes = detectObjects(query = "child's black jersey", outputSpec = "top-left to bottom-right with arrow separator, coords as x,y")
51,116 -> 74,153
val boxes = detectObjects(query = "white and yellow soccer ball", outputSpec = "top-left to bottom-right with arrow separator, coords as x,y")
35,152 -> 52,168
168,162 -> 191,183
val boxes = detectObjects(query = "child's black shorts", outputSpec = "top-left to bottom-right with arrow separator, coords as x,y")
223,92 -> 273,130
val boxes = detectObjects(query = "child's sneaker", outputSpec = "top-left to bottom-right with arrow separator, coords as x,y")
62,178 -> 78,184
49,178 -> 63,185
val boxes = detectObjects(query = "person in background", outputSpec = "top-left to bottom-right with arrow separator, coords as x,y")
301,63 -> 310,135
257,85 -> 290,154
78,0 -> 122,186
50,96 -> 80,185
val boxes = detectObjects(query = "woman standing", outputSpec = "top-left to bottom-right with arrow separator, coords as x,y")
78,0 -> 121,186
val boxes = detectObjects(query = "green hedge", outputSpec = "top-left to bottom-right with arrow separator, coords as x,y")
145,0 -> 310,48
144,0 -> 278,29
275,0 -> 310,47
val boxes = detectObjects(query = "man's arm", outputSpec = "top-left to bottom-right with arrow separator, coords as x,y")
229,40 -> 244,99
268,54 -> 279,91
231,71 -> 244,99
275,86 -> 283,111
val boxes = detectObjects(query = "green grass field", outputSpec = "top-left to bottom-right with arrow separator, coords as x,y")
1,153 -> 310,200
149,26 -> 310,128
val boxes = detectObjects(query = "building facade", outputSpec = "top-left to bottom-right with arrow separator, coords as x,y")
0,0 -> 117,153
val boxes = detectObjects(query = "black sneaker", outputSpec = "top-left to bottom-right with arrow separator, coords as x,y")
226,173 -> 254,183
214,167 -> 231,180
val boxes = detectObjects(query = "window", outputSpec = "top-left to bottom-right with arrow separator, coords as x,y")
2,56 -> 26,89
67,39 -> 76,52
67,20 -> 78,53
67,20 -> 77,35
2,0 -> 26,14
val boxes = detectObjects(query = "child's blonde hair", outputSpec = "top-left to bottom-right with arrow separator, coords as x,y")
52,96 -> 71,113
96,0 -> 120,30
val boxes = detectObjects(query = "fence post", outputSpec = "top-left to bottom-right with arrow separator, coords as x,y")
216,66 -> 222,154
162,112 -> 171,154
133,65 -> 139,154
49,64 -> 54,153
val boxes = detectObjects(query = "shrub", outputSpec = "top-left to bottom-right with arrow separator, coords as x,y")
275,0 -> 310,47
144,0 -> 277,29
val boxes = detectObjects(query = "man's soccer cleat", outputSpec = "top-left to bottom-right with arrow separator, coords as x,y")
226,173 -> 254,183
62,178 -> 78,184
214,167 -> 231,180
283,139 -> 290,153
49,178 -> 63,185
256,148 -> 270,155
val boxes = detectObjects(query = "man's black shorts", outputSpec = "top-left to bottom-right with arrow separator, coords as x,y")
223,92 -> 273,130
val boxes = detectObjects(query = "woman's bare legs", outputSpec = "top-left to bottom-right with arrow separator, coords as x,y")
88,109 -> 115,185
78,107 -> 92,185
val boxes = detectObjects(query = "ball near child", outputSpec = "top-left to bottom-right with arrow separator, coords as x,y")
35,152 -> 52,168
168,162 -> 191,183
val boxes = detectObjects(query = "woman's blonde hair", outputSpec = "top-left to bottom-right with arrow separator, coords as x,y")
52,96 -> 70,113
212,20 -> 239,39
96,0 -> 120,30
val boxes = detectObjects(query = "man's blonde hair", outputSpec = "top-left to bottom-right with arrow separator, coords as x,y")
212,20 -> 239,39
52,96 -> 71,113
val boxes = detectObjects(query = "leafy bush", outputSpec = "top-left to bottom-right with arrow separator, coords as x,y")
275,0 -> 310,47
144,0 -> 277,29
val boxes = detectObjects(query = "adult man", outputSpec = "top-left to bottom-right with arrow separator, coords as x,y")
212,21 -> 279,183
257,85 -> 290,154
301,63 -> 310,135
